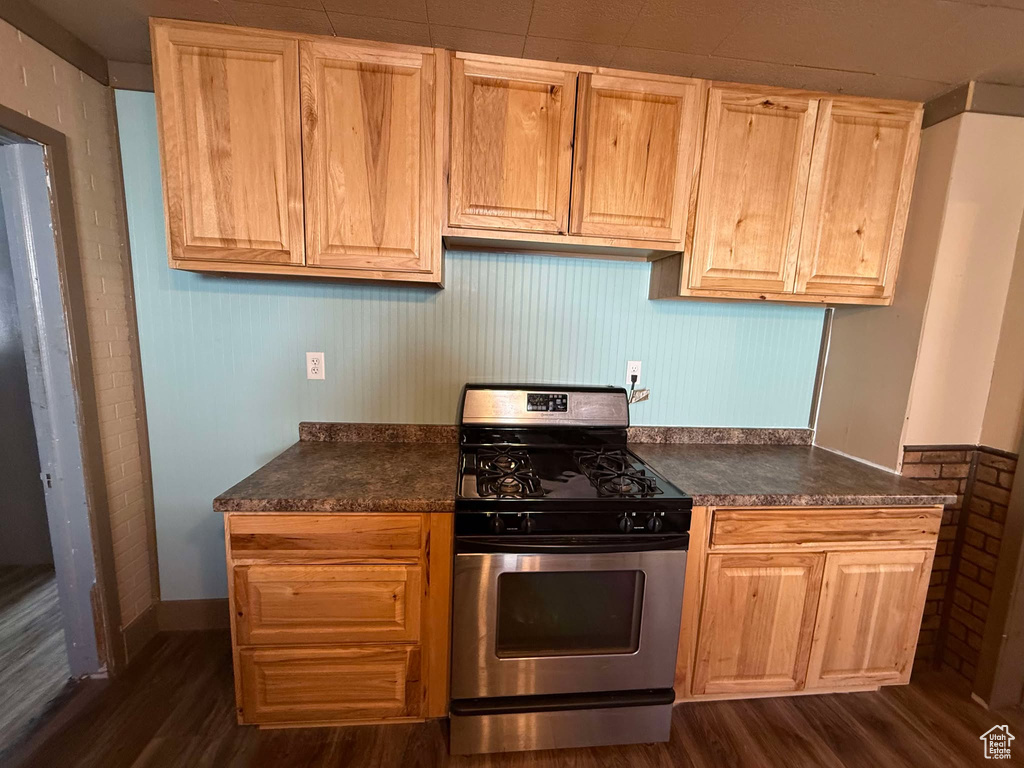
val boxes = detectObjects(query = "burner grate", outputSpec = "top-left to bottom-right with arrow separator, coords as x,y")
573,448 -> 664,498
476,446 -> 545,498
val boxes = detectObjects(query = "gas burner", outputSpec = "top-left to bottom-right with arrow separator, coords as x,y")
477,447 -> 544,499
574,448 -> 664,499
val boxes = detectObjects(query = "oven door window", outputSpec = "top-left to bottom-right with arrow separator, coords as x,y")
495,570 -> 645,658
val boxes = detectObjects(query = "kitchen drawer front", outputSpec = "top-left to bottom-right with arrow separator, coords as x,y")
234,564 -> 423,645
238,645 -> 422,724
227,514 -> 424,562
709,507 -> 941,550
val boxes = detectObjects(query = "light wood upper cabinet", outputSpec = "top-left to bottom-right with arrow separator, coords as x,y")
448,54 -> 576,234
300,39 -> 441,279
151,22 -> 304,267
796,98 -> 923,300
688,85 -> 818,294
806,549 -> 933,689
570,73 -> 706,242
692,552 -> 824,695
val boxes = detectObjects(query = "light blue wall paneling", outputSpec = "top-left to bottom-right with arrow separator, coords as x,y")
115,90 -> 826,600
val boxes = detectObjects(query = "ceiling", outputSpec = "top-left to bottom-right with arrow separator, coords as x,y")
24,0 -> 1024,100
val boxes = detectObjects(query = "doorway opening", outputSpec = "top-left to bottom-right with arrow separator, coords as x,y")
0,118 -> 119,757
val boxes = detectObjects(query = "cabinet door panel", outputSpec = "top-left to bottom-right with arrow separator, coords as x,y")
301,40 -> 439,277
570,73 -> 706,242
151,22 -> 303,265
239,646 -> 421,724
806,549 -> 932,688
689,86 -> 817,293
234,564 -> 422,645
693,552 -> 824,695
796,99 -> 922,300
449,55 -> 576,233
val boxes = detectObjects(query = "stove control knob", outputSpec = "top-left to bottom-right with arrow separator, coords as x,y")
522,516 -> 536,534
618,515 -> 634,533
490,516 -> 506,534
646,515 -> 664,533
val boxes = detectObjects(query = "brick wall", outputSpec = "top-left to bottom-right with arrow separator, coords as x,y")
901,449 -> 972,664
0,21 -> 156,630
902,445 -> 1017,681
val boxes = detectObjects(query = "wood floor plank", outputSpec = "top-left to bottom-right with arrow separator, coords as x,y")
0,566 -> 72,760
15,631 -> 1024,768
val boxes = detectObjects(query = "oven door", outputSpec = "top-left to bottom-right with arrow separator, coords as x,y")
450,535 -> 687,699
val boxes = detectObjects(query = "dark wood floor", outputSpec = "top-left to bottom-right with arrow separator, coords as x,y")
15,630 -> 1024,768
0,566 -> 71,760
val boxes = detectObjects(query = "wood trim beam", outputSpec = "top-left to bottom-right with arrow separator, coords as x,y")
0,0 -> 108,85
923,81 -> 1024,128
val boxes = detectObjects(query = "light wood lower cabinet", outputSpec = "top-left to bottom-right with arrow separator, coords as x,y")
680,506 -> 940,701
225,513 -> 451,727
692,552 -> 823,695
233,564 -> 423,645
806,549 -> 932,688
238,645 -> 422,725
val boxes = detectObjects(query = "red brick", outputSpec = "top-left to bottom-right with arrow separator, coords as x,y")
940,463 -> 970,478
962,661 -> 977,681
968,497 -> 992,517
926,586 -> 945,602
954,590 -> 973,610
985,537 -> 1002,556
974,482 -> 1011,506
959,560 -> 979,580
903,463 -> 941,479
921,614 -> 941,630
964,528 -> 985,549
957,578 -> 991,603
975,465 -> 999,485
991,505 -> 1008,523
950,605 -> 987,635
961,544 -> 999,571
909,462 -> 937,481
972,600 -> 989,621
902,451 -> 924,464
979,569 -> 996,588
969,515 -> 1004,538
923,450 -> 968,463
977,453 -> 1017,472
998,471 -> 1015,489
948,620 -> 967,641
946,634 -> 979,665
932,555 -> 953,571
942,660 -> 966,679
933,479 -> 964,494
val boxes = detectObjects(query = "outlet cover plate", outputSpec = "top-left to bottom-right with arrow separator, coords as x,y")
307,352 -> 325,380
627,360 -> 642,384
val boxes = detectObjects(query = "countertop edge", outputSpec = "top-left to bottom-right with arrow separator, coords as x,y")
689,493 -> 957,508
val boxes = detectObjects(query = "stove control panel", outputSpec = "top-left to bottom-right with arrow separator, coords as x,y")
527,392 -> 568,412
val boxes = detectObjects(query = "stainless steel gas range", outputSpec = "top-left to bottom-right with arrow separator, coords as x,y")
450,384 -> 693,755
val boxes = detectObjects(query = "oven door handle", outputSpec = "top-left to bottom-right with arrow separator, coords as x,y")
456,534 -> 689,555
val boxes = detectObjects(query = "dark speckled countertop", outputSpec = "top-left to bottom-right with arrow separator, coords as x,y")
215,427 -> 954,513
631,443 -> 955,507
214,441 -> 460,513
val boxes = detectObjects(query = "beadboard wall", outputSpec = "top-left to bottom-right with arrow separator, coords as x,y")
115,90 -> 827,601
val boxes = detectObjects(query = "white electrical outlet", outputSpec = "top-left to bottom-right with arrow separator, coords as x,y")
306,352 -> 325,380
627,360 -> 642,384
